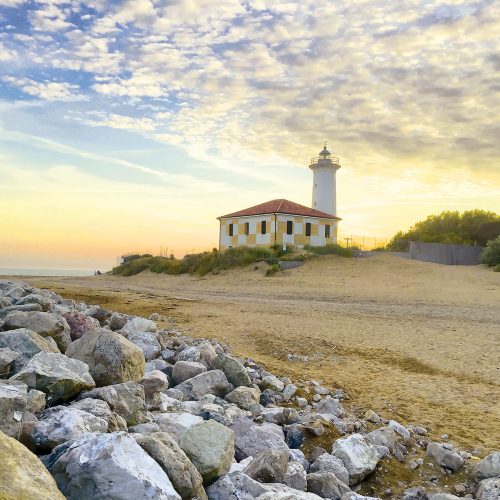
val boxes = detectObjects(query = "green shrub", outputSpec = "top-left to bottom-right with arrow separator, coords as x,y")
304,243 -> 353,257
480,236 -> 500,267
494,264 -> 500,272
266,264 -> 280,276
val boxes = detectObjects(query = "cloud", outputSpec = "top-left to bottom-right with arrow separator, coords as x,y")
2,77 -> 86,101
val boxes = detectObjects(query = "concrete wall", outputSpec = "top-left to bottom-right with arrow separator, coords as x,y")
409,241 -> 484,266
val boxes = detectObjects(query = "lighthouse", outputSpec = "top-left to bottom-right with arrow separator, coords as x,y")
309,143 -> 341,216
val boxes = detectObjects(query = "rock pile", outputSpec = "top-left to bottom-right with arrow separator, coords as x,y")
0,279 -> 498,499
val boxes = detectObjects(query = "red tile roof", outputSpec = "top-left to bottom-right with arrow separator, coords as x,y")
218,199 -> 341,219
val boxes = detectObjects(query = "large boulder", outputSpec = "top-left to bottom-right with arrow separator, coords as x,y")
31,406 -> 107,452
15,293 -> 52,311
213,354 -> 252,388
70,398 -> 126,432
260,374 -> 284,392
309,453 -> 350,485
206,471 -> 268,499
65,329 -> 146,386
284,460 -> 307,491
231,417 -> 289,461
258,483 -> 323,499
476,477 -> 500,500
307,471 -> 351,499
0,328 -> 59,373
122,317 -> 157,334
134,432 -> 207,500
48,432 -> 180,499
426,442 -> 464,472
0,380 -> 28,439
127,331 -> 162,361
179,420 -> 234,483
78,381 -> 146,426
154,412 -> 204,441
11,352 -> 95,406
3,312 -> 71,351
225,386 -> 261,411
176,370 -> 230,400
243,448 -> 289,483
172,361 -> 207,386
332,434 -> 380,485
474,451 -> 500,480
0,430 -> 65,499
62,311 -> 98,341
141,370 -> 169,409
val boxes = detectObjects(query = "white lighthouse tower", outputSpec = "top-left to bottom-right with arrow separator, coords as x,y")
309,143 -> 341,216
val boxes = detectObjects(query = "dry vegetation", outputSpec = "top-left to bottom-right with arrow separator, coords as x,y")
21,254 -> 500,453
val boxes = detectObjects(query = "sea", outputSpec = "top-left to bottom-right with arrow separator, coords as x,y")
0,268 -> 94,277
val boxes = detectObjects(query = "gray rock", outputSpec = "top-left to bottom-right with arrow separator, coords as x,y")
341,493 -> 380,500
31,406 -> 107,451
388,419 -> 410,440
261,374 -> 284,392
129,422 -> 161,434
176,346 -> 201,363
84,305 -> 109,325
283,383 -> 297,401
225,386 -> 261,410
141,370 -> 169,409
402,486 -> 428,500
426,442 -> 464,472
127,331 -> 161,361
243,448 -> 288,483
69,398 -> 126,432
179,419 -> 234,483
62,311 -> 97,340
198,341 -> 217,368
289,448 -> 309,470
213,353 -> 252,388
365,410 -> 381,423
0,303 -> 43,318
284,460 -> 307,491
206,471 -> 267,499
155,412 -> 204,441
316,396 -> 345,418
78,382 -> 146,426
0,328 -> 59,373
427,495 -> 460,500
307,471 -> 351,499
331,434 -> 380,485
48,432 -> 180,499
474,451 -> 500,480
258,483 -> 323,499
109,312 -> 128,331
4,312 -> 71,351
15,293 -> 52,311
309,454 -> 350,485
0,347 -> 19,374
476,477 -> 500,500
11,352 -> 95,406
176,370 -> 230,400
122,316 -> 157,334
149,312 -> 161,321
65,329 -> 146,386
231,417 -> 289,461
365,426 -> 398,454
0,379 -> 28,439
134,431 -> 207,500
26,389 -> 46,413
172,361 -> 207,386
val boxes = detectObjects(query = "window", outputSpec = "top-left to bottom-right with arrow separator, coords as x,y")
261,221 -> 267,234
325,224 -> 331,238
245,222 -> 249,235
286,220 -> 293,235
229,223 -> 233,236
306,222 -> 311,236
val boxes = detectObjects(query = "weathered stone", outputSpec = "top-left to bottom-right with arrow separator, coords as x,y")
48,432 -> 180,499
11,352 -> 95,406
109,312 -> 128,331
284,460 -> 307,491
261,406 -> 299,425
62,311 -> 97,340
261,374 -> 284,392
476,477 -> 500,500
176,370 -> 230,400
173,361 -> 207,386
474,451 -> 500,480
402,486 -> 428,500
31,405 -> 107,451
179,420 -> 234,483
283,383 -> 298,401
365,426 -> 398,454
258,483 -> 323,499
155,412 -> 204,441
225,386 -> 261,411
84,305 -> 109,325
388,419 -> 411,440
309,453 -> 350,485
427,494 -> 460,500
243,448 -> 288,483
127,331 -> 162,361
176,346 -> 201,362
332,434 -> 380,485
0,347 -> 19,375
0,328 -> 59,373
427,442 -> 464,472
289,448 -> 309,470
69,398 -> 126,432
285,423 -> 305,449
27,388 -> 46,413
198,341 -> 217,368
0,429 -> 65,499
0,303 -> 43,318
78,381 -> 146,426
307,471 -> 352,499
134,431 -> 207,500
122,316 -> 157,334
316,396 -> 345,418
213,353 -> 252,388
4,312 -> 71,351
141,370 -> 169,409
206,471 -> 267,499
66,329 -> 146,386
0,380 -> 28,439
231,417 -> 289,461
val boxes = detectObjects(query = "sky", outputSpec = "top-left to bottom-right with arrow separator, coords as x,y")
0,0 -> 499,271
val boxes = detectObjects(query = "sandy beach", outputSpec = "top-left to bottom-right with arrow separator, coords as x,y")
19,253 -> 500,452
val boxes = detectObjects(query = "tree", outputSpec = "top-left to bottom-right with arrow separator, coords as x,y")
480,236 -> 500,267
387,210 -> 500,251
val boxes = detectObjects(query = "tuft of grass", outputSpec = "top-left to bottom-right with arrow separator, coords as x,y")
494,263 -> 500,272
265,263 -> 281,276
304,243 -> 354,257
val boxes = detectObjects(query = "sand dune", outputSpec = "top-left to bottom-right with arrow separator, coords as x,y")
22,253 -> 500,451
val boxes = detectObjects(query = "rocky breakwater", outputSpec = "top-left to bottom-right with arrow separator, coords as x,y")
0,279 -> 498,500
